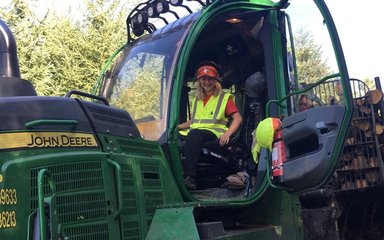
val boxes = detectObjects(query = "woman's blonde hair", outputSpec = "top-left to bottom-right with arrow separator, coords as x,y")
196,79 -> 222,100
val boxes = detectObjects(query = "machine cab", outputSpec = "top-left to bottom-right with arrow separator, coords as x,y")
99,0 -> 353,202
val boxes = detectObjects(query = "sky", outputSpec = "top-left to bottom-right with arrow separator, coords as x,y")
1,0 -> 384,86
287,0 -> 384,86
327,1 -> 384,83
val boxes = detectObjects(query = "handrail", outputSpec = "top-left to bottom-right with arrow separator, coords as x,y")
93,43 -> 127,95
266,73 -> 340,117
38,169 -> 56,240
284,13 -> 298,90
107,159 -> 124,219
65,90 -> 109,106
25,119 -> 79,129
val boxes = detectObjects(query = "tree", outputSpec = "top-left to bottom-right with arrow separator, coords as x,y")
362,77 -> 376,91
0,0 -> 51,92
0,0 -> 135,96
294,28 -> 331,84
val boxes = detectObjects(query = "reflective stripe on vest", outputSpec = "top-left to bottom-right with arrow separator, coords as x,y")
190,92 -> 231,137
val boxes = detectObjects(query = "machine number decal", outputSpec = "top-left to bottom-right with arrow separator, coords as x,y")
0,189 -> 17,228
0,211 -> 16,228
0,132 -> 98,150
0,189 -> 17,205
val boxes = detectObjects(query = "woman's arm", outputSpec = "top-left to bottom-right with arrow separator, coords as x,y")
219,111 -> 242,146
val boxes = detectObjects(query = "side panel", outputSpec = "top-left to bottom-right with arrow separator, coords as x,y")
0,141 -> 183,240
100,136 -> 184,240
0,151 -> 121,240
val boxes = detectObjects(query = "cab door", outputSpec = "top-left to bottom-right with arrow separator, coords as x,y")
277,97 -> 352,192
270,0 -> 353,193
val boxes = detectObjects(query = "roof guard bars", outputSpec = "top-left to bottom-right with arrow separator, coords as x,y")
127,0 -> 208,42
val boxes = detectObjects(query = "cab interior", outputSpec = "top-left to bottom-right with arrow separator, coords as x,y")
179,9 -> 282,198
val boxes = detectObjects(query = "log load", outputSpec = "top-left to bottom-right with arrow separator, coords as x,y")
336,85 -> 383,191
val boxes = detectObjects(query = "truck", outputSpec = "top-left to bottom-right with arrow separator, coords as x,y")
0,0 -> 382,239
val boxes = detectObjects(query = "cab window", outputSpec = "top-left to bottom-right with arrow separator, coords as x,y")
106,27 -> 189,140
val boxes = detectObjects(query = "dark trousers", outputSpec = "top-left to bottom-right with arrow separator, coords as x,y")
183,129 -> 217,178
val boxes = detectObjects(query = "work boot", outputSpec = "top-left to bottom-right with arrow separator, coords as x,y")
184,176 -> 196,190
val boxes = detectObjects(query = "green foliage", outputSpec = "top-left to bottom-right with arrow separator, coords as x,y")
111,73 -> 161,120
0,0 -> 130,96
109,54 -> 165,120
294,28 -> 331,84
362,77 -> 376,91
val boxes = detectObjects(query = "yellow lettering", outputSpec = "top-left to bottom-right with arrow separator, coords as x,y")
0,132 -> 98,150
12,211 -> 16,227
0,190 -> 4,205
0,212 -> 5,228
0,211 -> 17,228
6,212 -> 10,228
61,135 -> 70,146
4,190 -> 9,205
13,189 -> 17,205
69,137 -> 76,145
0,189 -> 17,205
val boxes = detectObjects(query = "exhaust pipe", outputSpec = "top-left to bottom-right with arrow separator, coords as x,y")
0,18 -> 21,78
0,18 -> 36,96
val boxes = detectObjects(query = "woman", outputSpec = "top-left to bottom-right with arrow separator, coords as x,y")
178,61 -> 242,190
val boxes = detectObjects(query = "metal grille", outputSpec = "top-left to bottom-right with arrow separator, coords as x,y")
87,104 -> 135,127
55,192 -> 107,223
30,161 -> 109,239
141,164 -> 164,227
64,224 -> 109,240
121,163 -> 141,240
123,221 -> 140,240
119,162 -> 164,240
30,161 -> 104,208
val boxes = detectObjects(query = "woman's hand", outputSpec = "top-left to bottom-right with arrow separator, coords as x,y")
219,131 -> 231,146
218,112 -> 242,146
178,120 -> 192,130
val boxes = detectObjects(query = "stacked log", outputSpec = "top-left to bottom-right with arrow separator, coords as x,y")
365,170 -> 379,185
369,89 -> 384,151
337,86 -> 384,191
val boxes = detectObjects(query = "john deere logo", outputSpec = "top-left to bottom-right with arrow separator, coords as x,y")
0,132 -> 98,150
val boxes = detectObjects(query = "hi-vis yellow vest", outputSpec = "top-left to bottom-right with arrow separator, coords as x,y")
190,92 -> 232,137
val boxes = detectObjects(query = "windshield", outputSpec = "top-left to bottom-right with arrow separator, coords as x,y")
106,22 -> 193,140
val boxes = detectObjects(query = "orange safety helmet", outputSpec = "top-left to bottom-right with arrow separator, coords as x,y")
196,64 -> 219,80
